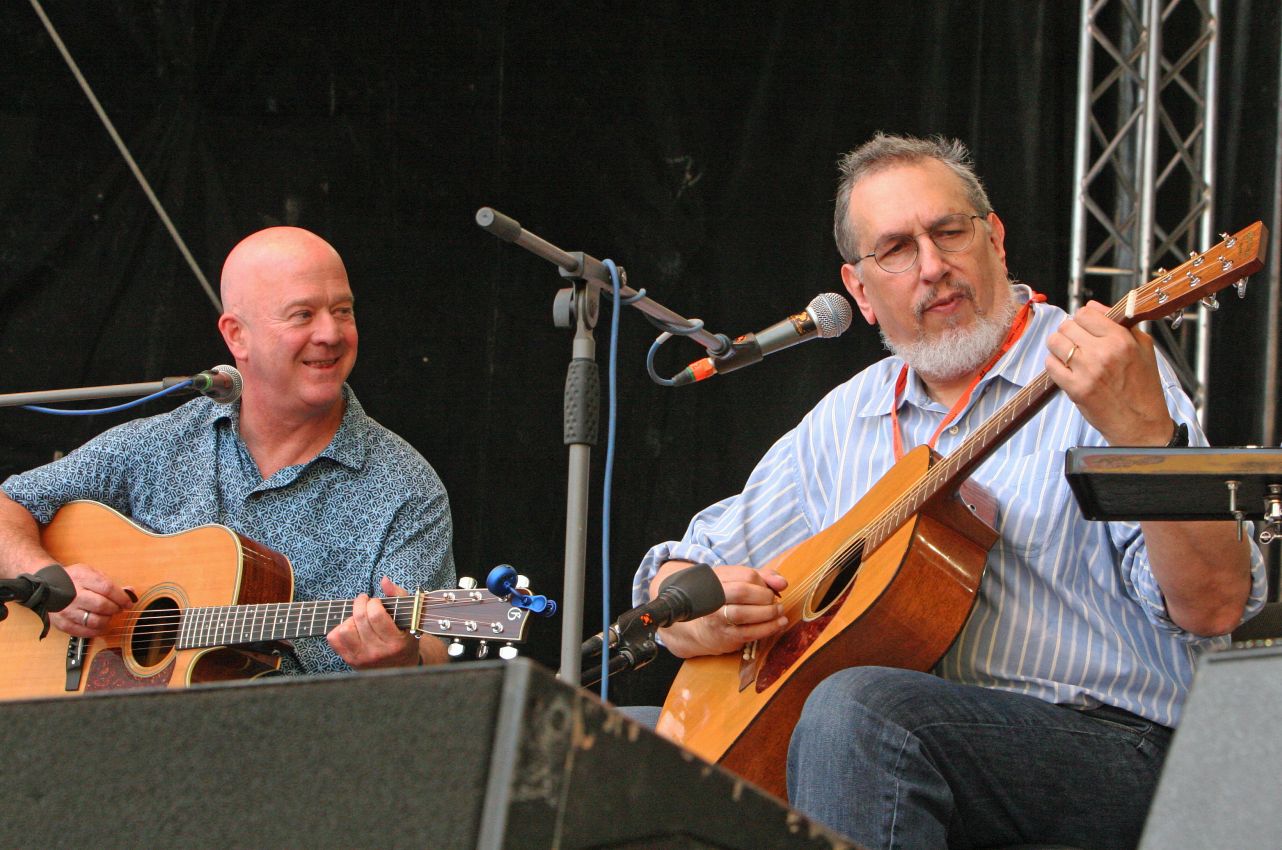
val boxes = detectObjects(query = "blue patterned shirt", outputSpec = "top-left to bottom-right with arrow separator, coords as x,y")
3,384 -> 455,674
635,286 -> 1267,727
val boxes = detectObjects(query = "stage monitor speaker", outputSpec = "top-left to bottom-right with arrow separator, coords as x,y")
1139,644 -> 1282,849
0,658 -> 858,849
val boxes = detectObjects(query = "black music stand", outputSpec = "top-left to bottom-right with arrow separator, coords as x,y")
1065,446 -> 1282,526
1066,446 -> 1282,605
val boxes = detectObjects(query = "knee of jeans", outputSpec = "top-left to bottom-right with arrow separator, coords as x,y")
794,666 -> 917,737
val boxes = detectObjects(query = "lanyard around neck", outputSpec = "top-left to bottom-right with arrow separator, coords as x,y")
889,291 -> 1045,461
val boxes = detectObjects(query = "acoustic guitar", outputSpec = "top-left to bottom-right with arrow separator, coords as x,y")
0,500 -> 531,701
657,223 -> 1268,798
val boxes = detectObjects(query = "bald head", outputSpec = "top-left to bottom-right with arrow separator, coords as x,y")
216,227 -> 358,423
220,227 -> 348,319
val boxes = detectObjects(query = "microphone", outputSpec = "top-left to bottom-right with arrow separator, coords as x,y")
672,293 -> 853,386
188,365 -> 243,403
581,563 -> 726,658
0,564 -> 76,637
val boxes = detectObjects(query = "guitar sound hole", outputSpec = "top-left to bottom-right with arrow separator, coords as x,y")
128,597 -> 179,667
810,546 -> 864,615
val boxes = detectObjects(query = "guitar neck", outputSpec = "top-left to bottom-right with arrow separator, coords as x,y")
176,597 -> 394,649
176,592 -> 525,650
862,371 -> 1061,553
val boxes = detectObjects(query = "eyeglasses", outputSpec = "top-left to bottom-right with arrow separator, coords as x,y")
856,213 -> 986,274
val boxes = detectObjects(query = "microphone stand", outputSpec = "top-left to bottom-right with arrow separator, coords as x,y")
476,207 -> 734,684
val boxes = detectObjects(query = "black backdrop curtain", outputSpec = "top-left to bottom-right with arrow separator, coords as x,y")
0,1 -> 1277,705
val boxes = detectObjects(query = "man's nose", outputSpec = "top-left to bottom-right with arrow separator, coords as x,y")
311,311 -> 342,343
915,236 -> 949,284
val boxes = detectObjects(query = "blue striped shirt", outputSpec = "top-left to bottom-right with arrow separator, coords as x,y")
634,286 -> 1267,727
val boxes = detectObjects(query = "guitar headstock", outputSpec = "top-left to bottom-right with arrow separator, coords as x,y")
1119,221 -> 1268,326
413,581 -> 532,660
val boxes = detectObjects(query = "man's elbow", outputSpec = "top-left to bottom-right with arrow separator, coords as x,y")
1172,599 -> 1250,638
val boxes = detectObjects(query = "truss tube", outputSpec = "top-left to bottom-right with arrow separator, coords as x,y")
1137,0 -> 1162,304
1070,0 -> 1098,313
1264,15 -> 1282,446
1193,0 -> 1220,426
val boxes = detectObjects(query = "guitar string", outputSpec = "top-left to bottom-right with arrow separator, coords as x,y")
85,596 -> 515,644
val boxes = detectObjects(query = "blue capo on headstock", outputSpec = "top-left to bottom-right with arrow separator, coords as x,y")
486,565 -> 557,617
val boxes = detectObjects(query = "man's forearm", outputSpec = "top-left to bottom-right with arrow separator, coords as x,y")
0,492 -> 55,579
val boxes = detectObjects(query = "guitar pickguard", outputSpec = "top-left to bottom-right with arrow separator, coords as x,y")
85,647 -> 175,692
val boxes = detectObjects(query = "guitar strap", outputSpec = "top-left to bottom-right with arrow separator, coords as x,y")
890,290 -> 1046,461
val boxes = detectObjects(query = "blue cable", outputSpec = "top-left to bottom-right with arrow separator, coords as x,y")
22,380 -> 195,415
600,259 -> 623,703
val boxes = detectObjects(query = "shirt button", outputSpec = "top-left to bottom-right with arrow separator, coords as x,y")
948,425 -> 960,435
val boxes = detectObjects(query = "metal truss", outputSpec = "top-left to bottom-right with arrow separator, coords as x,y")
1069,0 -> 1221,422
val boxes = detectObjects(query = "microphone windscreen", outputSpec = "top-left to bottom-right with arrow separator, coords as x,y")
211,364 -> 244,403
657,563 -> 726,619
807,293 -> 853,339
32,564 -> 76,612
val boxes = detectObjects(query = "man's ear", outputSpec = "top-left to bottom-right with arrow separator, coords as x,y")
218,313 -> 248,361
841,263 -> 878,326
985,211 -> 1008,274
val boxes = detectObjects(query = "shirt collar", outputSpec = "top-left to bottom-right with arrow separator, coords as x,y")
206,383 -> 368,472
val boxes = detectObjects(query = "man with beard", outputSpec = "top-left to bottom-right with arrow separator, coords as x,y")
0,226 -> 454,672
632,134 -> 1265,849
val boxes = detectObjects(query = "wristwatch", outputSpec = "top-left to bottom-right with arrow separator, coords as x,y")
1165,421 -> 1189,448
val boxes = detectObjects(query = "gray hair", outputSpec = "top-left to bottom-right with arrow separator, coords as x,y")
833,133 -> 993,264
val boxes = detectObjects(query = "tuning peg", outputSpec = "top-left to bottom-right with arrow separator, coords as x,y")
1155,267 -> 1167,275
475,640 -> 490,660
1237,278 -> 1250,298
499,644 -> 519,660
1220,231 -> 1237,248
1168,311 -> 1185,330
1201,295 -> 1219,311
1189,250 -> 1204,266
447,639 -> 466,658
457,576 -> 477,590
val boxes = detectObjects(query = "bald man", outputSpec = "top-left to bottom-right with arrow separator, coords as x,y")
0,226 -> 454,672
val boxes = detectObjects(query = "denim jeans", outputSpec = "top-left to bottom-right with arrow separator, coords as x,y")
786,667 -> 1172,850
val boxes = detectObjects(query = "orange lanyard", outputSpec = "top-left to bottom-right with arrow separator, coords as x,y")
890,292 -> 1046,461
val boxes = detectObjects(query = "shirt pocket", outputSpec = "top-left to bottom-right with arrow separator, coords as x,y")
981,447 -> 1071,560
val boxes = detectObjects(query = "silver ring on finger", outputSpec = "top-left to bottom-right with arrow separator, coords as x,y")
82,610 -> 91,626
1063,344 -> 1078,367
722,605 -> 736,628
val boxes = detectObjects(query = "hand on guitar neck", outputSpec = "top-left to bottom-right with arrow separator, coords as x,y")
649,560 -> 789,658
327,575 -> 448,668
1044,300 -> 1178,448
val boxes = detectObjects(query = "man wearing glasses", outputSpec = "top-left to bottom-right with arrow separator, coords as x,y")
634,133 -> 1265,848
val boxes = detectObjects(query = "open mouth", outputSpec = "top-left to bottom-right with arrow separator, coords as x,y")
304,357 -> 339,369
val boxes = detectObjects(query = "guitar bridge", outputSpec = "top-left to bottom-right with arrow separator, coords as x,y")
65,636 -> 86,692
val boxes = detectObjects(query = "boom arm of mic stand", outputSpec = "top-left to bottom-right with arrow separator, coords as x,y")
475,207 -> 731,356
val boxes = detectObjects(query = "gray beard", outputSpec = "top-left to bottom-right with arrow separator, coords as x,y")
880,284 -> 1019,383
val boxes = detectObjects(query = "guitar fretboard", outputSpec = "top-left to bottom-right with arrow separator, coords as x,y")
176,595 -> 482,650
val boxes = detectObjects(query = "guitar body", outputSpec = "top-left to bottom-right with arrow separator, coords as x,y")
0,501 -> 293,701
658,445 -> 997,799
